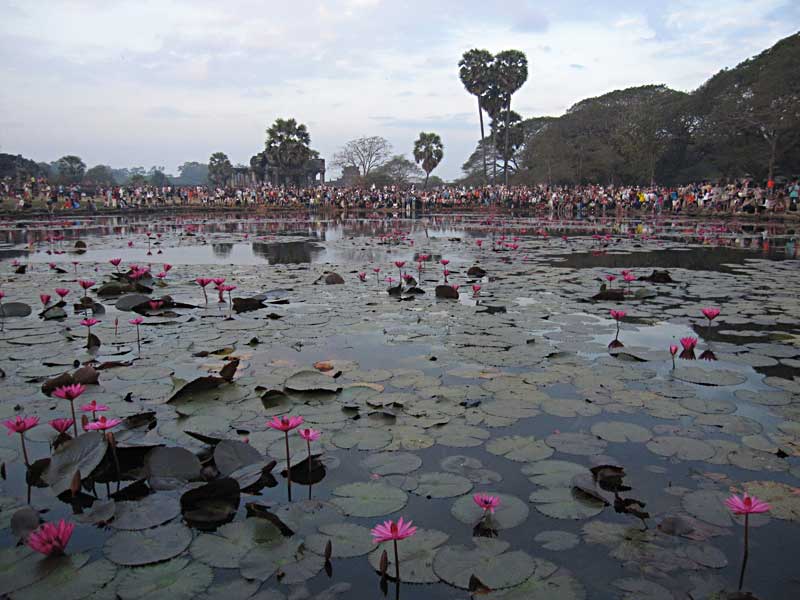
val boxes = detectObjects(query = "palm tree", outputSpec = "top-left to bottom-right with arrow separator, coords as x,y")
413,132 -> 444,189
458,49 -> 494,183
492,50 -> 528,185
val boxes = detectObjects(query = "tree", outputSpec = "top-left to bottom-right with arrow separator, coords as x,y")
491,109 -> 525,180
459,49 -> 494,183
148,166 -> 170,187
84,165 -> 115,185
56,155 -> 86,184
492,50 -> 528,185
265,118 -> 313,171
413,132 -> 444,189
332,136 -> 392,177
208,152 -> 233,187
175,162 -> 209,185
366,154 -> 423,186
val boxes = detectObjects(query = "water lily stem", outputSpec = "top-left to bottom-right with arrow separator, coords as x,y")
307,440 -> 312,498
393,538 -> 400,582
19,433 -> 30,466
738,513 -> 749,591
69,401 -> 79,437
285,432 -> 292,502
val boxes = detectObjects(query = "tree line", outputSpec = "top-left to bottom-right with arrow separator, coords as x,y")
459,32 -> 800,186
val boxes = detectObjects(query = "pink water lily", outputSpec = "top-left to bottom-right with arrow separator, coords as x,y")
78,279 -> 95,291
669,344 -> 679,369
130,317 -> 144,325
476,240 -> 483,248
440,259 -> 449,266
371,517 -> 418,582
299,428 -> 321,442
109,258 -> 122,272
4,415 -> 39,466
148,300 -> 163,311
85,416 -> 122,431
472,284 -> 481,296
358,272 -> 367,281
680,336 -> 698,351
55,288 -> 70,298
27,520 -> 75,557
81,318 -> 100,327
130,317 -> 144,352
473,493 -> 501,514
50,418 -> 75,435
609,309 -> 626,321
40,294 -> 51,306
725,493 -> 770,591
702,307 -> 720,326
163,263 -> 172,272
80,400 -> 109,420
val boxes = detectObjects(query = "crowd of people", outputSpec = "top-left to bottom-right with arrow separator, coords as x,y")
2,177 -> 798,217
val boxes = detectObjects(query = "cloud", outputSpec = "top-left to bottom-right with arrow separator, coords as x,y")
569,63 -> 586,70
144,106 -> 194,119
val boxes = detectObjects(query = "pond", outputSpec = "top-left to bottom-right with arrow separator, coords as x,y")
0,212 -> 799,600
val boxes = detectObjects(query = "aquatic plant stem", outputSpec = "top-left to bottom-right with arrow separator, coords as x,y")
18,433 -> 30,466
738,513 -> 749,591
393,538 -> 400,582
285,431 -> 292,502
69,400 -> 79,437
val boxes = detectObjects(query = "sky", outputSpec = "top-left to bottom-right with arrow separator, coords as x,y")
1,0 -> 798,181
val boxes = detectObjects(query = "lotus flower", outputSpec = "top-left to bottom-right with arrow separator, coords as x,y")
440,259 -> 449,266
473,493 -> 500,514
725,493 -> 770,591
40,294 -> 51,306
81,318 -> 100,327
148,300 -> 163,311
27,520 -> 75,556
55,288 -> 69,298
130,317 -> 144,325
610,309 -> 626,321
371,517 -> 418,582
476,240 -> 483,248
109,258 -> 122,272
669,344 -> 678,369
299,428 -> 321,442
4,415 -> 39,466
78,279 -> 95,291
50,418 -> 75,435
472,284 -> 481,296
80,400 -> 109,419
85,416 -> 121,431
358,272 -> 367,282
163,263 -> 172,272
702,307 -> 720,326
680,337 -> 698,351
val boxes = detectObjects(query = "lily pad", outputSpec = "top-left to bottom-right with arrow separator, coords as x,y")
485,568 -> 586,600
111,495 -> 181,530
239,538 -> 324,584
190,518 -> 283,568
331,427 -> 391,451
361,452 -> 422,475
116,557 -> 214,600
486,435 -> 554,462
367,528 -> 449,583
412,472 -> 473,498
646,436 -> 715,461
590,421 -> 652,443
534,530 -> 580,551
432,538 -> 535,590
440,455 -> 502,484
11,558 -> 117,600
331,482 -> 407,517
545,432 -> 607,456
284,370 -> 341,393
44,432 -> 108,495
214,439 -> 263,476
743,481 -> 800,521
104,522 -> 193,566
674,367 -> 747,387
529,487 -> 606,520
306,523 -> 375,558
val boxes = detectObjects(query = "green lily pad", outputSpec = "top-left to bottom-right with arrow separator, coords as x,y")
486,435 -> 554,462
111,495 -> 181,530
613,577 -> 673,600
522,460 -> 590,488
361,452 -> 422,475
534,530 -> 580,551
330,482 -> 408,517
332,427 -> 392,451
590,421 -> 652,443
12,558 -> 117,600
743,480 -> 800,521
44,432 -> 108,495
284,370 -> 341,393
682,489 -> 769,528
451,492 -> 528,529
116,557 -> 213,600
306,523 -> 375,558
367,528 -> 449,583
440,455 -> 502,484
674,367 -> 747,387
432,423 -> 490,447
214,439 -> 263,476
412,472 -> 473,498
271,500 -> 343,535
545,432 -> 607,456
646,436 -> 715,461
432,538 -> 535,590
190,518 -> 283,568
239,538 -> 324,584
486,567 -> 586,599
529,487 -> 606,520
104,522 -> 193,566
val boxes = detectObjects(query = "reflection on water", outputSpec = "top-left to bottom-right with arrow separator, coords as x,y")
252,241 -> 323,264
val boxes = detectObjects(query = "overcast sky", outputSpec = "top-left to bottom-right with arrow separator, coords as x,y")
1,0 -> 798,180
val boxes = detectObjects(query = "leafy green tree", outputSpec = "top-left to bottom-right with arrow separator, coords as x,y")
332,136 -> 392,177
459,49 -> 494,182
208,152 -> 233,186
148,166 -> 170,187
491,50 -> 528,185
56,155 -> 86,184
413,132 -> 444,189
491,109 -> 525,180
84,165 -> 115,185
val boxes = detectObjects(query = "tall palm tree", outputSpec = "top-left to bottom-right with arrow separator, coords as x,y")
492,50 -> 529,185
458,49 -> 494,183
413,132 -> 444,189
